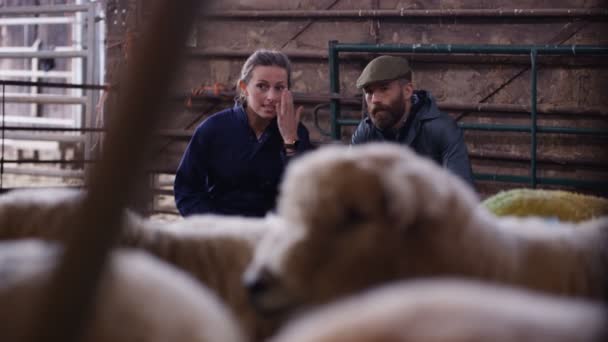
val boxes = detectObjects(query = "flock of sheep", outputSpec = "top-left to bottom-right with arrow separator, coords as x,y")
0,143 -> 606,341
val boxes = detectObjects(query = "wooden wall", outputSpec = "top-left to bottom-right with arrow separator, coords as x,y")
104,0 -> 608,202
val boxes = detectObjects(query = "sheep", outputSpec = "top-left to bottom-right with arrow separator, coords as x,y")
270,279 -> 608,342
0,187 -> 85,240
0,239 -> 245,342
122,213 -> 283,340
243,143 -> 608,317
0,187 -> 280,341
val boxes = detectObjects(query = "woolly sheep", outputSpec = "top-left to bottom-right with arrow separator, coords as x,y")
0,239 -> 245,342
243,143 -> 608,316
271,279 -> 607,342
0,188 -> 279,341
123,212 -> 283,340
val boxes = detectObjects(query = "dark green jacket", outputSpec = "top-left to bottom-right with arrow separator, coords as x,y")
352,90 -> 474,187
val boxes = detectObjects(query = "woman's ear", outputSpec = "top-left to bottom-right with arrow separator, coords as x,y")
239,80 -> 248,95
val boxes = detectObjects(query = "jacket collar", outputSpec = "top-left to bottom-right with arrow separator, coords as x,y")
234,104 -> 250,127
402,90 -> 439,145
411,90 -> 440,121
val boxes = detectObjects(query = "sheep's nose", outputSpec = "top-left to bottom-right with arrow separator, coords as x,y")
243,267 -> 274,298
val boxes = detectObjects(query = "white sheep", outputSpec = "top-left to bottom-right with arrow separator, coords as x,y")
0,239 -> 245,342
0,188 -> 280,341
271,279 -> 607,342
0,187 -> 85,239
123,213 -> 283,340
243,143 -> 608,317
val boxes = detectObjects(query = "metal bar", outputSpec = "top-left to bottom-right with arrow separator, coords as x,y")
27,40 -> 39,118
457,123 -> 608,135
468,151 -> 608,168
1,83 -> 5,189
0,79 -> 106,90
204,8 -> 608,19
1,159 -> 93,164
3,132 -> 85,142
328,40 -> 341,139
530,49 -> 538,188
0,17 -> 75,26
83,2 -> 96,174
333,43 -> 608,55
536,177 -> 608,189
0,46 -> 73,52
0,4 -> 89,15
185,48 -> 608,66
1,126 -> 102,132
474,173 -> 608,190
328,120 -> 608,136
0,116 -> 75,126
2,167 -> 83,178
0,50 -> 87,59
440,103 -> 608,117
73,0 -> 85,130
0,69 -> 73,79
1,140 -> 58,149
187,90 -> 608,117
1,93 -> 87,105
26,1 -> 204,342
0,186 -> 83,195
536,126 -> 608,135
0,126 -> 197,136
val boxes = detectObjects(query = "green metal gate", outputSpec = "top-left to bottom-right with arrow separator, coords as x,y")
327,41 -> 608,191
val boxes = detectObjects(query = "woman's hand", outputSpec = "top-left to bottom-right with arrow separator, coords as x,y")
276,89 -> 303,144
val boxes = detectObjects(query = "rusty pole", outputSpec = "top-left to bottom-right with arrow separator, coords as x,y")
25,1 -> 205,342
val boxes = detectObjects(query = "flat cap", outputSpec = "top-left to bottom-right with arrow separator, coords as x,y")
356,55 -> 411,89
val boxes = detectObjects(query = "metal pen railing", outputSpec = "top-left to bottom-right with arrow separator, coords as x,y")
0,2 -> 103,169
328,41 -> 608,190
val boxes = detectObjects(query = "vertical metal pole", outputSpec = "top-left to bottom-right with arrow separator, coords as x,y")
97,2 -> 106,95
30,40 -> 41,117
530,49 -> 538,188
84,2 -> 96,174
73,0 -> 84,129
90,2 -> 101,158
1,84 -> 4,189
328,40 -> 341,140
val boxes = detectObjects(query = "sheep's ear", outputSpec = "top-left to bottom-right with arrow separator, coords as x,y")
385,158 -> 478,235
381,168 -> 419,233
334,180 -> 404,234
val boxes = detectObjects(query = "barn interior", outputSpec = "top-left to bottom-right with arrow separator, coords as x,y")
0,1 -> 606,342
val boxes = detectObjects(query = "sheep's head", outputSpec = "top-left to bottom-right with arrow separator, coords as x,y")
243,143 -> 478,317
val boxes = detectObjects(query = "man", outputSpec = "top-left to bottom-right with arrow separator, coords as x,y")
351,55 -> 474,187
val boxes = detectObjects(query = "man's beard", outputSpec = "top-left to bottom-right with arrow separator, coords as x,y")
369,92 -> 407,131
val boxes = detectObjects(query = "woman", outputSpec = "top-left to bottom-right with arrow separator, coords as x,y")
174,49 -> 312,217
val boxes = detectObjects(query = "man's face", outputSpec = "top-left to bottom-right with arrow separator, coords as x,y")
363,79 -> 412,131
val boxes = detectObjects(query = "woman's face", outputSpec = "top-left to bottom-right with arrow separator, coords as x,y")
241,65 -> 288,120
